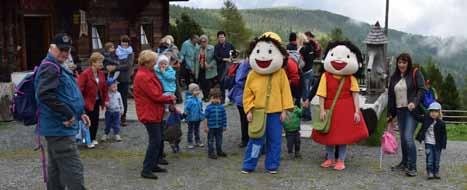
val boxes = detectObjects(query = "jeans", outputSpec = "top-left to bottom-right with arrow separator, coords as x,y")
208,128 -> 224,154
187,121 -> 201,144
86,99 -> 100,141
286,131 -> 300,154
117,82 -> 129,122
425,144 -> 442,174
397,107 -> 418,170
104,111 -> 120,135
326,145 -> 347,161
301,72 -> 313,120
142,123 -> 163,174
45,136 -> 86,190
237,106 -> 249,145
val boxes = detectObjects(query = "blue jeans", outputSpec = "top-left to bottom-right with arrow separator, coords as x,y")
187,121 -> 201,144
104,111 -> 121,135
242,113 -> 282,171
397,108 -> 418,170
425,144 -> 442,175
301,72 -> 313,120
326,145 -> 347,161
208,128 -> 224,154
142,123 -> 162,174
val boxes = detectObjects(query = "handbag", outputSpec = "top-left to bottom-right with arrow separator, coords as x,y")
312,76 -> 345,133
248,75 -> 273,139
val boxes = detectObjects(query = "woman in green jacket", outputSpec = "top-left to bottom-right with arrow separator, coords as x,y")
195,35 -> 218,101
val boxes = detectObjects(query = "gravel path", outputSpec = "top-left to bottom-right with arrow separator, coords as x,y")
0,105 -> 466,190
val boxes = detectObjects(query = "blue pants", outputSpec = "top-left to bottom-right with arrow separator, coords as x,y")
326,145 -> 347,161
425,144 -> 442,174
142,123 -> 163,174
301,72 -> 313,120
105,111 -> 121,135
208,128 -> 224,154
187,121 -> 201,144
397,108 -> 418,170
242,113 -> 282,171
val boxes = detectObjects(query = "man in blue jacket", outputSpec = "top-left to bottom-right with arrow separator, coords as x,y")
214,31 -> 235,103
35,33 -> 90,190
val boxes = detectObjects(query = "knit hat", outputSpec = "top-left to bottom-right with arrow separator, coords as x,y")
428,102 -> 442,111
106,78 -> 119,86
188,83 -> 200,92
156,54 -> 170,66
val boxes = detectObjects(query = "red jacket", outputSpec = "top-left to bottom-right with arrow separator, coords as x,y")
133,66 -> 174,123
78,68 -> 108,111
285,58 -> 300,88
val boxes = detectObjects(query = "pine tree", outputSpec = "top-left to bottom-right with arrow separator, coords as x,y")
462,76 -> 467,109
440,74 -> 460,110
169,13 -> 204,47
423,57 -> 443,91
220,0 -> 251,50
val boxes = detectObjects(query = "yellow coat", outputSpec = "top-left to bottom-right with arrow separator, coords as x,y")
243,69 -> 294,113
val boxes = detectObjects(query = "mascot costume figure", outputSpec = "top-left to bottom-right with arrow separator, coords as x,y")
242,32 -> 294,174
312,41 -> 369,171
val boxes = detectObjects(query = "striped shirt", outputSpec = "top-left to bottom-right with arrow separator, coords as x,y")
205,103 -> 227,129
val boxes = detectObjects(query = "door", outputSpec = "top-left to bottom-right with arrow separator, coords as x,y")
24,16 -> 51,70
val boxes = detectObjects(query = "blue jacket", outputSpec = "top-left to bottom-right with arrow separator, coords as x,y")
184,92 -> 204,122
205,103 -> 227,129
154,65 -> 177,93
34,54 -> 85,136
116,45 -> 133,60
228,60 -> 251,107
180,40 -> 198,71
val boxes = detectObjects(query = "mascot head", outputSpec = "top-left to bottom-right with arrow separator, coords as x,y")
248,32 -> 288,75
323,40 -> 363,76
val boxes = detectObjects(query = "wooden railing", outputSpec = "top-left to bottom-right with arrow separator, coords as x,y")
442,110 -> 467,124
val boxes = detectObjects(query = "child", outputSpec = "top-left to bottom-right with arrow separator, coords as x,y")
102,79 -> 124,142
116,35 -> 133,61
283,106 -> 302,159
203,88 -> 228,159
154,55 -> 177,97
184,83 -> 205,149
416,102 -> 447,180
103,42 -> 120,82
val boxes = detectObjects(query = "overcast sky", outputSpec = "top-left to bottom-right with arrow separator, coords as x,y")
171,0 -> 467,39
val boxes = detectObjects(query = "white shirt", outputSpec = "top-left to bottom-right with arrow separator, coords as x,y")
425,121 -> 436,145
394,78 -> 408,108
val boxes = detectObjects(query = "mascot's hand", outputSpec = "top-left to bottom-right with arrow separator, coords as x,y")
280,111 -> 287,122
320,110 -> 326,121
354,112 -> 361,124
247,111 -> 253,122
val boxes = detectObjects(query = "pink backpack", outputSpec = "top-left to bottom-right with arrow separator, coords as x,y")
381,122 -> 398,154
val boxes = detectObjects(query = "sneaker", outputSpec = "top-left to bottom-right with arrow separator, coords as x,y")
241,169 -> 252,174
391,162 -> 406,171
320,159 -> 335,168
196,143 -> 204,147
92,140 -> 99,146
434,174 -> 441,179
406,169 -> 417,177
141,172 -> 158,180
217,152 -> 227,157
115,135 -> 122,142
427,173 -> 435,180
208,153 -> 218,159
334,160 -> 346,171
187,144 -> 195,149
152,166 -> 167,173
100,134 -> 108,142
268,170 -> 278,174
86,144 -> 95,149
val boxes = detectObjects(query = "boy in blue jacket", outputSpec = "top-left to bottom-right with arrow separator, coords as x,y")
184,83 -> 205,149
203,88 -> 228,159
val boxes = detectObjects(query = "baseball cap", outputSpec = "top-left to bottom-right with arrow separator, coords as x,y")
52,33 -> 73,50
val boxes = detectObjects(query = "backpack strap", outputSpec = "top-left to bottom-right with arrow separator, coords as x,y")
412,68 -> 418,88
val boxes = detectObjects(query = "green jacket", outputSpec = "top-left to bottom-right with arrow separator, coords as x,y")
194,45 -> 217,80
180,39 -> 198,72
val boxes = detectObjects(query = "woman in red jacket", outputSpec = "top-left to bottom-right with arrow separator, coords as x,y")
78,52 -> 108,148
133,50 -> 175,180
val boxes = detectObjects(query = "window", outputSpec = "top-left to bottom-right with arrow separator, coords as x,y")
91,25 -> 105,50
140,24 -> 153,46
140,25 -> 149,46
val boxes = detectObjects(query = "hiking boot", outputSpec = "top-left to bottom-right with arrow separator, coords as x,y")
115,135 -> 122,142
334,160 -> 346,171
217,152 -> 227,157
434,173 -> 441,179
320,159 -> 335,168
391,162 -> 406,171
141,172 -> 158,180
152,166 -> 167,173
427,173 -> 435,180
208,153 -> 218,159
406,169 -> 417,177
100,134 -> 108,142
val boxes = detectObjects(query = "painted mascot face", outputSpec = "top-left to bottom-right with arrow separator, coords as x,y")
249,41 -> 284,75
323,45 -> 359,75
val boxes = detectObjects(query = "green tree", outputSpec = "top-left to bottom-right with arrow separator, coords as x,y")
329,28 -> 347,41
220,0 -> 251,50
169,13 -> 204,47
439,74 -> 460,110
462,76 -> 467,109
423,57 -> 443,91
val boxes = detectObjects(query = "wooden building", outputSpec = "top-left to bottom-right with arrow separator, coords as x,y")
0,0 -> 187,82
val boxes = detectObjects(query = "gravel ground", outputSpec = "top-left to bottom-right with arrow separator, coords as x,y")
0,105 -> 466,190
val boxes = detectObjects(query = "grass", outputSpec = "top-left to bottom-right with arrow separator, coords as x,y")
446,124 -> 467,141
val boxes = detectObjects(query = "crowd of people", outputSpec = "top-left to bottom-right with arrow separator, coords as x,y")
31,29 -> 448,189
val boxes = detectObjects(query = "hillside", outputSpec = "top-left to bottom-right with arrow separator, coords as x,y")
170,5 -> 466,88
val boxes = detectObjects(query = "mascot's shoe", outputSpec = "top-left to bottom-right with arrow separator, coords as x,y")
267,170 -> 278,174
334,161 -> 346,171
320,159 -> 335,168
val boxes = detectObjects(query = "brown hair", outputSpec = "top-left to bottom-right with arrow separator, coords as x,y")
120,35 -> 130,43
138,50 -> 157,66
394,53 -> 413,76
89,52 -> 104,66
104,42 -> 115,51
209,88 -> 222,99
247,36 -> 288,67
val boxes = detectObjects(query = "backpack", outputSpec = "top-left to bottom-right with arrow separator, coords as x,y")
11,61 -> 60,125
422,90 -> 435,108
223,62 -> 240,90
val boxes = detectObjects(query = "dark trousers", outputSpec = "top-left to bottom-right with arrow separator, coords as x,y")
285,131 -> 300,154
425,144 -> 442,174
237,106 -> 249,144
198,70 -> 214,100
217,64 -> 226,102
86,100 -> 100,141
187,121 -> 201,144
208,128 -> 224,154
142,123 -> 163,174
104,111 -> 120,135
117,82 -> 129,122
45,136 -> 85,190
